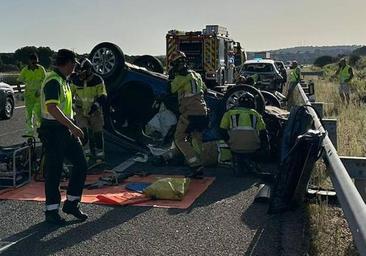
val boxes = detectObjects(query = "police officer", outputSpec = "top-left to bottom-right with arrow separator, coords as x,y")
169,51 -> 208,178
71,58 -> 107,162
18,53 -> 46,136
220,92 -> 269,176
335,58 -> 354,104
287,61 -> 301,109
38,49 -> 88,225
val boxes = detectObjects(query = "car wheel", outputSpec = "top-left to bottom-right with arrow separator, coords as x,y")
223,84 -> 266,114
89,42 -> 126,81
133,55 -> 164,74
0,97 -> 14,119
261,91 -> 281,108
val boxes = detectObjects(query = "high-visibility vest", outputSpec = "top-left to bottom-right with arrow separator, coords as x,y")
220,107 -> 266,132
71,74 -> 106,116
17,64 -> 46,93
289,67 -> 301,83
40,71 -> 73,120
171,70 -> 207,101
339,65 -> 351,83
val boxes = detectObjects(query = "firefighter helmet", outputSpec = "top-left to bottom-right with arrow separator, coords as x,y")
169,51 -> 186,65
237,92 -> 255,109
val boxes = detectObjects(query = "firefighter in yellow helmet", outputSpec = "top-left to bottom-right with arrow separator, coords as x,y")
17,53 -> 46,136
168,51 -> 208,178
335,58 -> 353,104
71,58 -> 107,163
220,92 -> 269,176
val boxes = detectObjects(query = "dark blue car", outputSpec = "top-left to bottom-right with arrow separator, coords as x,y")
88,42 -> 274,151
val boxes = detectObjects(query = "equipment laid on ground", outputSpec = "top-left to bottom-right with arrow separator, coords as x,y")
143,177 -> 190,201
85,154 -> 150,189
166,25 -> 246,88
0,142 -> 32,188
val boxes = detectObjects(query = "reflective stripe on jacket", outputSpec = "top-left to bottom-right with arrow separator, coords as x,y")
40,71 -> 73,120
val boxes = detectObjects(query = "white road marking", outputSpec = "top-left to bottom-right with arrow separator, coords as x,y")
0,232 -> 36,253
15,105 -> 25,109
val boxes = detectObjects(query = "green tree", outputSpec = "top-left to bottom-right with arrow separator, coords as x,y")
314,55 -> 336,67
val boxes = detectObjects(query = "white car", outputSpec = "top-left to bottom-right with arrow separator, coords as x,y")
240,59 -> 285,92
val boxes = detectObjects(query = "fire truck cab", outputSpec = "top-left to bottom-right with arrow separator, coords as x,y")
166,25 -> 246,88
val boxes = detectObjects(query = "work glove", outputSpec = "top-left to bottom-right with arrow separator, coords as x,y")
88,102 -> 100,115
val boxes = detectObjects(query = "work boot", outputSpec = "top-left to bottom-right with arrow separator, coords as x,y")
186,166 -> 204,179
45,210 -> 66,225
62,200 -> 88,221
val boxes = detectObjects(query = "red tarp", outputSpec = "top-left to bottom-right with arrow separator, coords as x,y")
0,175 -> 215,209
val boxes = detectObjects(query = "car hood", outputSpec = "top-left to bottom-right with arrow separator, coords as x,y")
0,82 -> 14,91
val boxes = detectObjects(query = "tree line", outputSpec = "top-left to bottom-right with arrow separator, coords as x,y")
0,46 -> 56,72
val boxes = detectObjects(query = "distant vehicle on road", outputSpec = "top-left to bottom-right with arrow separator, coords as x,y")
240,59 -> 285,93
0,82 -> 15,119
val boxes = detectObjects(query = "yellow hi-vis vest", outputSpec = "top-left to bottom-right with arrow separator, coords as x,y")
289,67 -> 301,83
171,70 -> 207,101
339,65 -> 351,83
40,71 -> 73,120
17,64 -> 46,93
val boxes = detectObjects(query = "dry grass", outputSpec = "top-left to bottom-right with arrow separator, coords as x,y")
306,76 -> 365,255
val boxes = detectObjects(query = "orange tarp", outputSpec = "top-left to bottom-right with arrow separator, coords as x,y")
0,175 -> 215,209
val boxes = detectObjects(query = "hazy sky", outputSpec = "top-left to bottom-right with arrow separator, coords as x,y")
1,0 -> 365,55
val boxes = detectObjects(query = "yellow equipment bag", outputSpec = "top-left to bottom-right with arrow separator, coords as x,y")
143,178 -> 191,200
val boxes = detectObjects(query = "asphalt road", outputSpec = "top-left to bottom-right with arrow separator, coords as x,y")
0,99 -> 307,256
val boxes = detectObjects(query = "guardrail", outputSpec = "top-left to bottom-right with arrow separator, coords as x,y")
301,71 -> 324,77
294,84 -> 366,255
10,84 -> 25,93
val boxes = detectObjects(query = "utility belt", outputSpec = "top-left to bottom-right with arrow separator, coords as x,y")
40,118 -> 74,129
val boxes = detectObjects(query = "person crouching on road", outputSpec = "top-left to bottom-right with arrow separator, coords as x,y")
17,53 -> 46,136
71,58 -> 107,163
220,92 -> 269,176
169,51 -> 209,178
38,49 -> 88,225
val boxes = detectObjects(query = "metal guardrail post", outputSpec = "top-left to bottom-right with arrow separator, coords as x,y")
295,84 -> 366,255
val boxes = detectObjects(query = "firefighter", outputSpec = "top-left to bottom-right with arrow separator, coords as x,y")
71,58 -> 107,162
286,61 -> 301,109
220,92 -> 269,176
334,58 -> 353,104
169,51 -> 209,178
38,49 -> 88,225
245,74 -> 259,86
18,53 -> 46,136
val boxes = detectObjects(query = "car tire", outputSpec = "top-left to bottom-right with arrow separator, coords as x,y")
261,91 -> 281,108
0,97 -> 14,119
133,55 -> 164,74
89,42 -> 126,81
223,84 -> 266,114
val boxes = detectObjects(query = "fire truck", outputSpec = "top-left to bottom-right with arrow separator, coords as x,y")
166,25 -> 246,88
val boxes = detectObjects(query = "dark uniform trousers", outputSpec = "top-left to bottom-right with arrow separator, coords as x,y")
38,123 -> 87,207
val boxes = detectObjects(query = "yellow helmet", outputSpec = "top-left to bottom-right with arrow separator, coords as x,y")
169,51 -> 186,64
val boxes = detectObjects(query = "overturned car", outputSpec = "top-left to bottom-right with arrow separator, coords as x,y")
88,42 -> 286,156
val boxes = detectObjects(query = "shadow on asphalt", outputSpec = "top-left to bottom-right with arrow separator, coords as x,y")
242,203 -> 282,256
2,207 -> 149,256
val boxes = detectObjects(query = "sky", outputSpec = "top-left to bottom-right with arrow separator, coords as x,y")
1,0 -> 365,55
